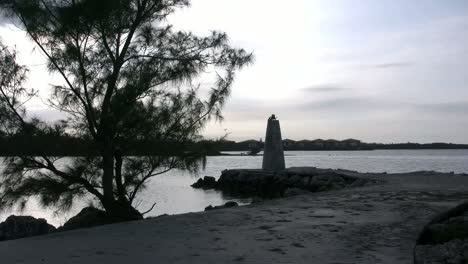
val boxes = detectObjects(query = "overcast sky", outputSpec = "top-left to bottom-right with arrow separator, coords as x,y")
1,0 -> 468,143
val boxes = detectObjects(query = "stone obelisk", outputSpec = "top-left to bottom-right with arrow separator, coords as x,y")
262,114 -> 285,171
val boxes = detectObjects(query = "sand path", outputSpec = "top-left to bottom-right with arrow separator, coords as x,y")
1,171 -> 468,264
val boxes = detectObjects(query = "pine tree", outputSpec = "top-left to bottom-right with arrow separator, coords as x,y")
0,0 -> 253,221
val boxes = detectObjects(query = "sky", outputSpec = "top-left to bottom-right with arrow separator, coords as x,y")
1,0 -> 468,143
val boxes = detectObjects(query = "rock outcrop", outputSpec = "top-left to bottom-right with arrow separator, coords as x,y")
59,207 -> 112,231
0,215 -> 56,241
192,167 -> 377,198
191,176 -> 217,189
205,201 -> 239,211
283,188 -> 311,197
414,202 -> 468,263
415,239 -> 468,264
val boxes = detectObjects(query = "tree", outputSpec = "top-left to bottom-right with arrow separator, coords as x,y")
0,0 -> 253,221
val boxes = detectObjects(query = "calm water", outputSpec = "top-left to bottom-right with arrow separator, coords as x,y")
1,149 -> 467,226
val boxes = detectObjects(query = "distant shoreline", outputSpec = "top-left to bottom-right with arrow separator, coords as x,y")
1,148 -> 468,158
217,140 -> 468,152
1,136 -> 468,157
215,148 -> 468,157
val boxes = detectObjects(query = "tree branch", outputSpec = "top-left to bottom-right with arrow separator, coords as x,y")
141,202 -> 156,215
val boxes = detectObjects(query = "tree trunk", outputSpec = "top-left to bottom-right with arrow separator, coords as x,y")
101,135 -> 142,221
103,199 -> 143,221
114,148 -> 126,202
102,135 -> 115,207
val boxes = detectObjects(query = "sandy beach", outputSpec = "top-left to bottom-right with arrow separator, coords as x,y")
1,169 -> 467,264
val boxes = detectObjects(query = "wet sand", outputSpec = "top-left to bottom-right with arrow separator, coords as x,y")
1,169 -> 467,264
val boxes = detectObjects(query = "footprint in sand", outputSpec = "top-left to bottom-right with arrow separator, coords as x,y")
233,256 -> 245,262
257,225 -> 275,230
291,242 -> 305,248
269,247 -> 287,254
255,237 -> 273,242
308,215 -> 335,218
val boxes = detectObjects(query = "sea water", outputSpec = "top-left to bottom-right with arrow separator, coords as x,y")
1,149 -> 467,226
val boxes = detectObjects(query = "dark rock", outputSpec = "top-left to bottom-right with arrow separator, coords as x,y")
0,215 -> 56,241
224,201 -> 239,208
303,173 -> 346,192
205,201 -> 239,211
193,168 -> 373,199
300,176 -> 312,187
251,197 -> 263,203
417,202 -> 468,245
284,188 -> 311,197
204,205 -> 215,211
191,176 -> 217,189
415,239 -> 468,264
286,174 -> 302,185
414,202 -> 468,264
191,178 -> 204,188
60,207 -> 112,231
424,218 -> 468,244
349,178 -> 371,188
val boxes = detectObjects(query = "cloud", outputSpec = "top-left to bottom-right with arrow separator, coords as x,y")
297,98 -> 468,116
222,97 -> 278,121
302,85 -> 347,93
373,62 -> 413,69
27,108 -> 67,122
296,97 -> 395,112
222,95 -> 403,123
0,16 -> 7,26
415,101 -> 468,114
0,9 -> 12,26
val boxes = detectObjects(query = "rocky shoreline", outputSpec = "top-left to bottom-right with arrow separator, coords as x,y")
0,207 -> 122,242
1,167 -> 380,242
1,169 -> 467,263
191,167 -> 381,198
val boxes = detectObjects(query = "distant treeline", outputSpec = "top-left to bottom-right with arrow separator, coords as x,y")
367,142 -> 468,150
0,135 -> 220,157
214,139 -> 468,152
1,136 -> 467,156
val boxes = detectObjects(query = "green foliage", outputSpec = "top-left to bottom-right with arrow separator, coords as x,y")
0,0 -> 253,219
